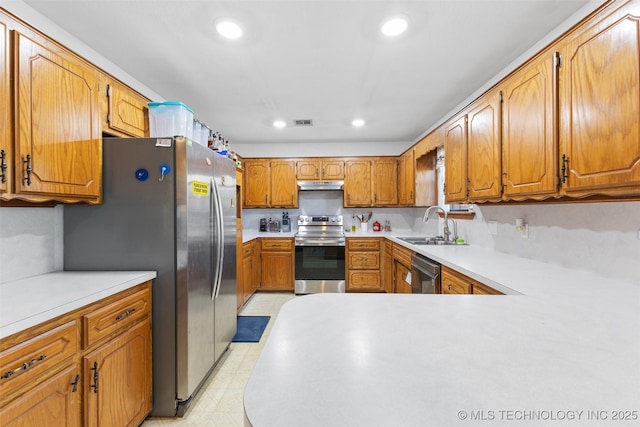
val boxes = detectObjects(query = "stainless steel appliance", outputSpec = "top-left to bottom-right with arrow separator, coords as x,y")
294,215 -> 345,294
410,253 -> 441,294
63,137 -> 237,417
297,180 -> 344,190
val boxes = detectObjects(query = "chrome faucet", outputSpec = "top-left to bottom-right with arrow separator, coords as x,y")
423,206 -> 457,242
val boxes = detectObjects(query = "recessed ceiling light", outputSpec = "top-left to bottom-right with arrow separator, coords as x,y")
381,17 -> 408,37
352,119 -> 365,127
216,20 -> 243,39
273,120 -> 286,128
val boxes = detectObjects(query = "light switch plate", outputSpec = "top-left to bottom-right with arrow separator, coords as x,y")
488,220 -> 498,235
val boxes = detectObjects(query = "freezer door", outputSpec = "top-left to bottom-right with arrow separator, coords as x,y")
175,140 -> 216,402
212,154 -> 237,362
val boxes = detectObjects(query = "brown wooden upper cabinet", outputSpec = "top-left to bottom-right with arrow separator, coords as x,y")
0,15 -> 10,196
466,88 -> 502,202
7,25 -> 102,204
444,114 -> 468,204
398,150 -> 415,206
100,76 -> 150,138
501,47 -> 557,200
296,159 -> 345,180
557,0 -> 640,197
444,87 -> 502,204
443,0 -> 640,204
344,158 -> 398,207
244,159 -> 297,208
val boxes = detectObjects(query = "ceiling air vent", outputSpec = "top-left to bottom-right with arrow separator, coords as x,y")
294,119 -> 314,126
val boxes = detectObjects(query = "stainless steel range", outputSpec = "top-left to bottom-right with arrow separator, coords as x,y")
294,215 -> 346,294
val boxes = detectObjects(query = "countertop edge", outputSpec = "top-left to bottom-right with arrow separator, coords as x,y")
0,270 -> 157,340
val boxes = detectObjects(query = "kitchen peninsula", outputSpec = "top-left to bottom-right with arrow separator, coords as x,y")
243,240 -> 640,426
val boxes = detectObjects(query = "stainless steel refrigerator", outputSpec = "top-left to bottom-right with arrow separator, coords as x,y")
64,136 -> 237,416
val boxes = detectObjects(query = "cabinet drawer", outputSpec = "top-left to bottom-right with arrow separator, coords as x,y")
347,239 -> 380,251
261,239 -> 293,251
442,279 -> 471,294
242,242 -> 254,257
348,271 -> 382,290
393,244 -> 414,267
348,252 -> 380,269
83,286 -> 151,348
0,321 -> 78,397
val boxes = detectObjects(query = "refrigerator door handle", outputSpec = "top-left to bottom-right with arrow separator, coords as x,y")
211,175 -> 224,300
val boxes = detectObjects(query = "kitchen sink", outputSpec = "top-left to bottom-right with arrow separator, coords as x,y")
397,236 -> 466,246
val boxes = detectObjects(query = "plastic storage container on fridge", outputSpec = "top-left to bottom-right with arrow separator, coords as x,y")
148,101 -> 194,139
193,120 -> 202,144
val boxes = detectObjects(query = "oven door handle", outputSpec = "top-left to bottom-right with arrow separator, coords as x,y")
295,239 -> 345,246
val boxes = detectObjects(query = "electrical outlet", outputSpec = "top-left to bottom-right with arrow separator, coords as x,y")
488,220 -> 498,235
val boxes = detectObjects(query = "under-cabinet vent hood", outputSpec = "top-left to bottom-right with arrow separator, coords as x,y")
297,180 -> 344,191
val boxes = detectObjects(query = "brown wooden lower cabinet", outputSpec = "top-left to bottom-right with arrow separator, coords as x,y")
0,281 -> 153,427
240,240 -> 260,306
382,240 -> 394,293
346,238 -> 383,292
393,243 -> 415,294
260,238 -> 294,291
441,265 -> 503,295
0,364 -> 81,427
84,318 -> 151,427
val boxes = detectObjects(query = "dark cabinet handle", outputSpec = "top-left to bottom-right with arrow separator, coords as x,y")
23,154 -> 32,186
0,150 -> 7,184
70,374 -> 80,392
90,361 -> 99,393
1,354 -> 47,379
115,307 -> 137,321
560,154 -> 569,185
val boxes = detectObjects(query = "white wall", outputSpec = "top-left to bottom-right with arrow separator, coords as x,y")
410,202 -> 640,284
0,206 -> 64,283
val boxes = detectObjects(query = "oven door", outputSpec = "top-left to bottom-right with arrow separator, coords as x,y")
294,245 -> 345,294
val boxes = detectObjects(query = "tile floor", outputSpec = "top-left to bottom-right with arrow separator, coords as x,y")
141,292 -> 298,427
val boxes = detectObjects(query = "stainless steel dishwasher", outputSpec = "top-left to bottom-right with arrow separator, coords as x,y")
411,253 -> 441,294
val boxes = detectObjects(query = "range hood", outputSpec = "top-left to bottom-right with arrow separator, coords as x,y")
297,180 -> 344,191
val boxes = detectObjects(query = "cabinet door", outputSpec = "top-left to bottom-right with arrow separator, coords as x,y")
321,160 -> 345,180
467,89 -> 502,201
372,159 -> 398,206
344,160 -> 372,206
558,0 -> 640,196
444,115 -> 468,203
0,17 -> 10,196
270,160 -> 297,207
0,364 -> 81,427
502,50 -> 557,199
398,151 -> 415,206
260,251 -> 294,291
84,318 -> 152,427
394,262 -> 412,294
382,241 -> 394,293
253,242 -> 261,293
244,159 -> 270,207
296,159 -> 321,180
104,79 -> 149,137
14,31 -> 101,202
242,242 -> 254,306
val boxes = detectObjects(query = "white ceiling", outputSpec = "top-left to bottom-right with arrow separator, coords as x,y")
19,0 -> 594,150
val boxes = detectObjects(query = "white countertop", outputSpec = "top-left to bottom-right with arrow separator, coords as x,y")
0,271 -> 157,339
244,234 -> 640,426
